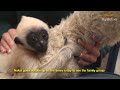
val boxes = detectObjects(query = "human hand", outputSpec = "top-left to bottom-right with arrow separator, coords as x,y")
0,29 -> 16,54
77,35 -> 102,66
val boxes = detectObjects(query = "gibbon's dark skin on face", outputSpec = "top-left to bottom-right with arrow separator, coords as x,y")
14,28 -> 49,53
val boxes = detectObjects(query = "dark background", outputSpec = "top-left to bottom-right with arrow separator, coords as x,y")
0,11 -> 73,27
0,11 -> 73,36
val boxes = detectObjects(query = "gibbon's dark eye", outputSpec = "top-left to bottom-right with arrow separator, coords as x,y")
42,33 -> 48,39
30,33 -> 38,42
32,36 -> 37,42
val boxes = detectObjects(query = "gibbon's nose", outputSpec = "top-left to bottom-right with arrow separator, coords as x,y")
36,43 -> 42,48
14,37 -> 24,45
36,40 -> 44,47
40,40 -> 44,44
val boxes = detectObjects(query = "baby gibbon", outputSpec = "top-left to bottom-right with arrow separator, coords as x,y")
0,16 -> 49,79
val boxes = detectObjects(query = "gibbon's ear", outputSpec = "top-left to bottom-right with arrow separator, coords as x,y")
16,16 -> 28,32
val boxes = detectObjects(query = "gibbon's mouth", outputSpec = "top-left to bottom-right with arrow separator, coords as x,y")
14,37 -> 24,46
34,45 -> 48,53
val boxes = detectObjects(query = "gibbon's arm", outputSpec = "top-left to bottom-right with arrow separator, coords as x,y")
0,73 -> 25,79
37,45 -> 77,79
0,73 -> 13,79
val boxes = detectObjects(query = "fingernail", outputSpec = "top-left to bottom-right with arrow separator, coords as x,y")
7,49 -> 11,54
79,53 -> 83,58
77,39 -> 82,44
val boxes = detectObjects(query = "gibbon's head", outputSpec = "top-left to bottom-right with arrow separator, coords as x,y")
14,16 -> 49,53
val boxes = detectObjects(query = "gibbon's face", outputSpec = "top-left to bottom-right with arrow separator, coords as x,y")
14,28 -> 49,53
14,16 -> 49,53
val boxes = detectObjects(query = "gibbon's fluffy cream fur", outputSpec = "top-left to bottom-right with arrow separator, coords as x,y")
0,11 -> 120,79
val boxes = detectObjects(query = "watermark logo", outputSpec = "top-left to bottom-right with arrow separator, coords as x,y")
100,12 -> 119,22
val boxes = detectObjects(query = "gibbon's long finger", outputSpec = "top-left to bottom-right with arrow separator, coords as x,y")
0,39 -> 11,53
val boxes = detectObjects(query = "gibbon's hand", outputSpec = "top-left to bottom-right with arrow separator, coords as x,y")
0,29 -> 16,54
77,35 -> 101,66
